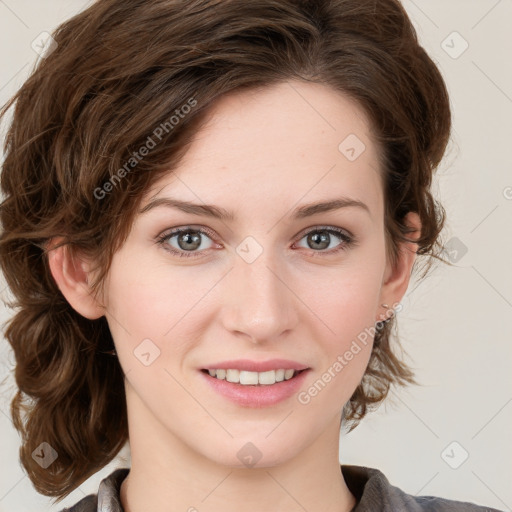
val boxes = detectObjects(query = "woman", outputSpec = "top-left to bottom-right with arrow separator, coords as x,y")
0,0 -> 503,510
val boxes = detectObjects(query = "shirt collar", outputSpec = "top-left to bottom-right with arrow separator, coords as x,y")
96,467 -> 129,512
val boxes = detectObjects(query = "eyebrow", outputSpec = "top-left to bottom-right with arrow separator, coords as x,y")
139,196 -> 370,220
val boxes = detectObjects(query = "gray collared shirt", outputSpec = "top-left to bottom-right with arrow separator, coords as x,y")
59,465 -> 504,511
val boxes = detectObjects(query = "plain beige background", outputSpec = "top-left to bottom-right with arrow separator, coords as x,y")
0,1 -> 511,511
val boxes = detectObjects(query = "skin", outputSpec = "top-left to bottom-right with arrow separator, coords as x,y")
48,79 -> 420,512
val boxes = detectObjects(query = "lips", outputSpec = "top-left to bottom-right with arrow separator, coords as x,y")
200,365 -> 310,407
198,358 -> 311,407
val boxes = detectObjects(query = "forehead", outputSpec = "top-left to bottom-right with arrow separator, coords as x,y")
142,80 -> 383,220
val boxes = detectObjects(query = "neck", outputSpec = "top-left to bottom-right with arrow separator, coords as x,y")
120,386 -> 356,512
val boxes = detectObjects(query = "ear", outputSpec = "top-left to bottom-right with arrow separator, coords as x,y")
378,212 -> 421,316
46,237 -> 105,320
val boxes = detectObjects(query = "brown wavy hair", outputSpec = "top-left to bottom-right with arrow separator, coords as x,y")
0,0 -> 451,503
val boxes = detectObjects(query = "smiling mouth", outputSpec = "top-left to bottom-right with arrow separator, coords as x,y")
201,368 -> 308,386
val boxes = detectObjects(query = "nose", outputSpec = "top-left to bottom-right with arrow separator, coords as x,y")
220,249 -> 299,344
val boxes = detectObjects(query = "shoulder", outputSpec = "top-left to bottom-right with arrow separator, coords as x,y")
58,467 -> 130,512
341,464 -> 504,511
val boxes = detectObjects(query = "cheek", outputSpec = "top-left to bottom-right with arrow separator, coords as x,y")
295,274 -> 379,414
292,256 -> 383,391
297,261 -> 383,338
103,256 -> 215,375
105,246 -> 187,332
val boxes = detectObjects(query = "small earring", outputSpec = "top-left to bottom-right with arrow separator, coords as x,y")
376,303 -> 392,327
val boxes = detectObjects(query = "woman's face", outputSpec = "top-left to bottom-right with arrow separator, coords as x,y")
95,80 -> 406,467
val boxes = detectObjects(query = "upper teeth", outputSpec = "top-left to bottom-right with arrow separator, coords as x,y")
208,368 -> 297,385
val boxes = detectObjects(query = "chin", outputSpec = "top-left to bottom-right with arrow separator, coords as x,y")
201,435 -> 301,470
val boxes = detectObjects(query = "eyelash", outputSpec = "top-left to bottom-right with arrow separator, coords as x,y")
156,225 -> 356,259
